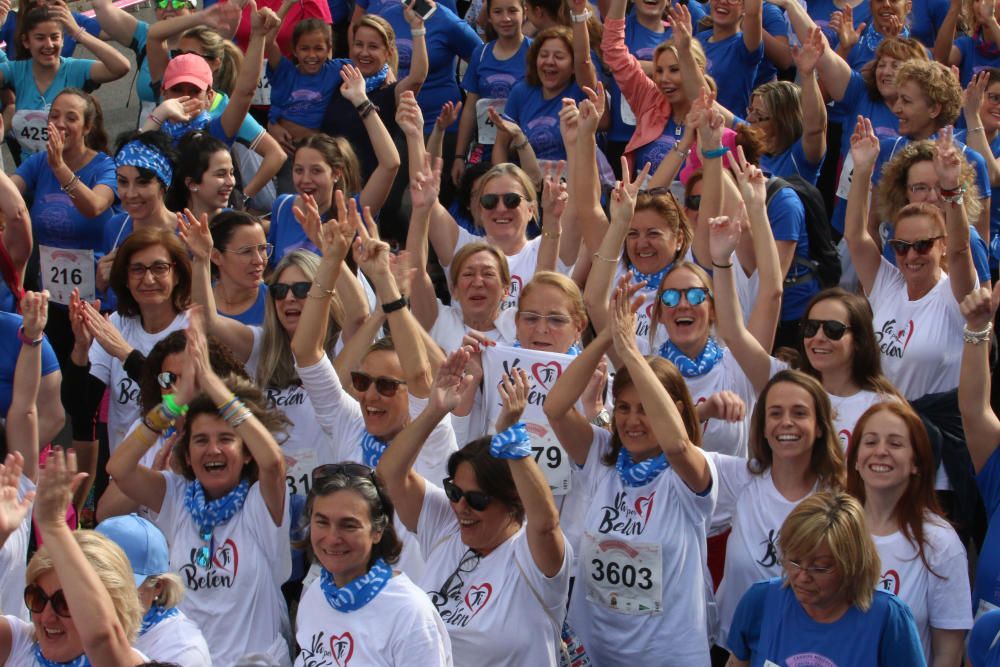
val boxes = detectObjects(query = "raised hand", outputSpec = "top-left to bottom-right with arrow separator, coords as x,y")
69,288 -> 96,352
21,290 -> 49,341
411,153 -> 443,213
541,160 -> 568,221
176,208 -> 214,260
727,145 -> 767,212
395,90 -> 425,138
155,96 -> 202,121
965,71 -> 990,121
833,6 -> 864,53
250,0 -> 280,34
708,214 -> 742,265
205,1 -> 243,32
34,448 -> 86,531
792,27 -> 825,76
559,99 -> 580,145
339,63 -> 368,106
849,115 -> 880,173
610,284 -> 640,357
352,202 -> 392,278
82,303 -> 132,361
0,453 -> 33,539
389,250 -> 415,297
429,347 -> 475,414
578,83 -> 606,137
700,390 -> 747,422
46,122 -> 64,171
933,125 -> 962,190
666,3 -> 692,49
495,368 -> 530,433
960,283 -> 1000,330
403,0 -> 431,28
609,156 -> 650,225
488,107 -> 526,141
436,100 -> 462,132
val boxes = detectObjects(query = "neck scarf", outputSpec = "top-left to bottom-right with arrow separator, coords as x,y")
33,645 -> 90,667
615,447 -> 668,487
857,22 -> 909,56
183,478 -> 250,535
160,111 -> 212,143
658,337 -> 724,378
140,604 -> 180,636
629,261 -> 672,292
977,27 -> 1000,58
360,431 -> 388,467
320,558 -> 393,612
365,64 -> 390,93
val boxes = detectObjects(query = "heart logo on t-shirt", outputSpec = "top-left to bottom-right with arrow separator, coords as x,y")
644,302 -> 656,320
464,583 -> 493,617
212,538 -> 239,578
531,361 -> 563,391
879,569 -> 900,595
509,275 -> 523,297
895,320 -> 915,352
634,491 -> 656,524
838,429 -> 851,448
329,632 -> 354,666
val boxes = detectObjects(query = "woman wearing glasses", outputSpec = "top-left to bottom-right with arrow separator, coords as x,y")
845,402 -> 972,665
206,211 -> 270,326
0,449 -> 147,666
293,463 -> 451,666
726,491 -> 925,666
107,316 -> 293,667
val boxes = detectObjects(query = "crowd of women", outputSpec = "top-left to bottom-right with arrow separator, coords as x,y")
1,0 -> 1000,663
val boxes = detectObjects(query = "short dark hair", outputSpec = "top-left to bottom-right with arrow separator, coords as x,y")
447,437 -> 525,523
113,130 -> 178,190
109,228 -> 192,318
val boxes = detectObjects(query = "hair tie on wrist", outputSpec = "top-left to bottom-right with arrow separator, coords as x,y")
490,423 -> 532,459
701,146 -> 729,160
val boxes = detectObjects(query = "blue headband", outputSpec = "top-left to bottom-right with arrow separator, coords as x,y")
115,140 -> 173,186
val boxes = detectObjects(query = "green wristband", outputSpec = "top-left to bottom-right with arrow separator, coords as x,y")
162,393 -> 189,418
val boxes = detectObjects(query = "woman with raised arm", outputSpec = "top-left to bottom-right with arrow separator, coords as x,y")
106,316 -> 293,667
542,284 -> 715,666
694,0 -> 763,116
958,283 -> 1000,620
377,349 -> 570,666
846,402 -> 972,666
934,0 -> 1000,87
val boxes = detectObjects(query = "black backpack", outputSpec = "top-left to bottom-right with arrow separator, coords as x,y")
765,175 -> 842,289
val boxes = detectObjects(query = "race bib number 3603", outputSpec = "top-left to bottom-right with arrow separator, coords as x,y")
581,532 -> 663,615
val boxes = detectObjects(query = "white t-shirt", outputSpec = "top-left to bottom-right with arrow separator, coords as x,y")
829,389 -> 889,451
683,351 -> 761,458
153,472 -> 292,667
4,615 -> 148,664
871,517 -> 973,661
712,455 -> 817,648
294,572 -> 452,666
135,606 -> 212,667
428,301 -> 516,355
415,483 -> 572,667
89,311 -> 190,453
867,256 -> 969,399
568,426 -> 718,667
0,476 -> 33,620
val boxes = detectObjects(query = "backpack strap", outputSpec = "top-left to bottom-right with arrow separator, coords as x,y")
764,177 -> 820,285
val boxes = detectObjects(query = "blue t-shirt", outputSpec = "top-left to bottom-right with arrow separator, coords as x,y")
752,1 -> 790,88
846,23 -> 910,70
761,138 -> 823,185
806,0 -> 871,43
383,1 -> 481,131
504,80 -> 585,161
268,193 -> 360,267
910,0 -> 950,47
729,578 -> 926,666
0,11 -> 100,60
0,312 -> 59,415
224,282 -> 268,325
16,151 -> 117,251
130,21 -> 156,105
969,609 -> 1000,667
696,30 -> 763,117
356,0 -> 458,16
830,70 -> 900,156
267,57 -> 343,129
956,128 -> 1000,254
633,116 -> 685,176
207,91 -> 266,147
768,184 -> 817,321
461,39 -> 530,99
976,446 -> 1000,617
956,34 -> 1000,88
606,11 -> 669,143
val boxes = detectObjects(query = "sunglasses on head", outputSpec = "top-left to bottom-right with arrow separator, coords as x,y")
684,194 -> 701,211
660,287 -> 711,308
158,0 -> 192,9
170,48 -> 209,60
887,236 -> 943,256
479,193 -> 525,210
351,371 -> 407,397
801,319 -> 851,341
312,462 -> 375,485
269,281 -> 311,300
24,585 -> 71,618
443,478 -> 492,511
157,371 -> 177,390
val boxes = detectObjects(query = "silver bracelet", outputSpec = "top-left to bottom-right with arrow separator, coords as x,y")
963,322 -> 993,345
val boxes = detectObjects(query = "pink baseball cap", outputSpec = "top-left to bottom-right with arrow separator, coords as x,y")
162,53 -> 213,91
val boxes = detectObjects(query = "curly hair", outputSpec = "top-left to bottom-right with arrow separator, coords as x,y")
894,60 -> 963,129
875,139 -> 982,222
860,37 -> 928,102
525,26 -> 574,88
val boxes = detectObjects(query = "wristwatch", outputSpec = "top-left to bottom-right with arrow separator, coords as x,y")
381,296 -> 410,314
591,409 -> 611,429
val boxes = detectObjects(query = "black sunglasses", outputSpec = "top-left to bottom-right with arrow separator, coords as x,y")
684,194 -> 701,210
801,319 -> 851,341
479,193 -> 525,210
269,281 -> 311,300
157,371 -> 177,390
24,584 -> 71,618
351,371 -> 407,397
887,236 -> 943,256
169,48 -> 210,60
312,462 -> 375,485
443,478 -> 492,511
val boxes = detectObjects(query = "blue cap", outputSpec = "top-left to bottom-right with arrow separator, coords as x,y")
95,514 -> 170,588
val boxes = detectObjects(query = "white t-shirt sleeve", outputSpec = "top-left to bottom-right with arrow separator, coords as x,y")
512,526 -> 572,616
415,481 -> 461,555
295,355 -> 365,461
408,395 -> 458,485
243,481 -> 292,586
926,519 -> 975,631
244,326 -> 264,382
88,333 -> 113,383
153,471 -> 187,534
708,453 -> 753,532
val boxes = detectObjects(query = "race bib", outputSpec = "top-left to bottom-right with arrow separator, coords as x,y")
284,447 -> 317,497
835,151 -> 854,200
39,245 -> 95,305
12,108 -> 50,153
581,532 -> 662,615
526,421 -> 571,495
253,62 -> 271,106
476,98 -> 505,145
620,96 -> 636,126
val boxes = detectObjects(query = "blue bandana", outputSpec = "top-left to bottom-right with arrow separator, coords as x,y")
857,22 -> 909,57
658,337 -> 724,378
512,340 -> 582,356
140,605 -> 180,636
34,645 -> 90,667
320,558 -> 393,612
490,423 -> 532,459
365,63 -> 390,93
360,431 -> 388,467
615,447 -> 669,487
115,140 -> 173,186
160,111 -> 212,143
629,262 -> 672,292
184,478 -> 250,536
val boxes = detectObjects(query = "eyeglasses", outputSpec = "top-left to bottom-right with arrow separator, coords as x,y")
128,261 -> 175,279
887,236 -> 944,256
157,371 -> 178,390
801,319 -> 851,341
158,0 -> 193,10
684,194 -> 701,211
906,183 -> 939,196
660,287 -> 711,308
430,548 -> 482,609
312,462 -> 375,485
223,242 -> 274,261
268,281 -> 311,300
479,193 -> 526,210
443,478 -> 492,511
784,558 -> 835,577
516,311 -> 573,328
351,371 -> 407,397
24,585 -> 71,618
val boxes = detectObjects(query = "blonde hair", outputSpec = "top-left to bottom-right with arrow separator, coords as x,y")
449,241 -> 512,289
351,15 -> 399,75
752,81 -> 802,154
141,573 -> 185,609
779,491 -> 880,611
473,163 -> 539,228
26,531 -> 144,643
519,271 -> 588,330
648,261 -> 714,351
894,60 -> 963,129
180,26 -> 244,96
651,38 -> 717,93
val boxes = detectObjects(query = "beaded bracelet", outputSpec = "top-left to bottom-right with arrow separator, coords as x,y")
963,322 -> 993,345
228,408 -> 254,428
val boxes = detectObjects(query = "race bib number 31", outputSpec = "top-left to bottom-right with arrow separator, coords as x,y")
581,532 -> 663,615
39,245 -> 95,305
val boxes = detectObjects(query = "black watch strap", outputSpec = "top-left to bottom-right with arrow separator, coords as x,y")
381,296 -> 409,314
